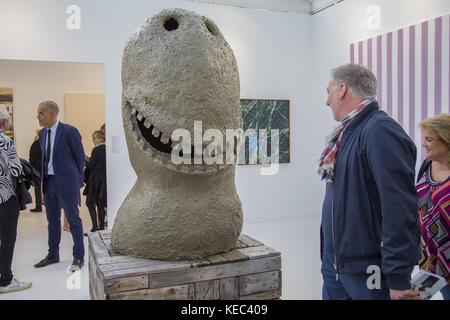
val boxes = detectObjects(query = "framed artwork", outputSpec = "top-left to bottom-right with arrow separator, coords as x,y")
240,99 -> 290,165
0,88 -> 14,140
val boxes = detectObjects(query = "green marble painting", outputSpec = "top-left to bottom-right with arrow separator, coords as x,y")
240,99 -> 290,165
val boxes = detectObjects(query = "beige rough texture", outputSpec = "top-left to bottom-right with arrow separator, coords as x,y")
111,9 -> 243,260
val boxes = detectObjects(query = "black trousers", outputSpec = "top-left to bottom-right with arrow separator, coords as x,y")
0,196 -> 20,287
86,197 -> 106,230
34,186 -> 42,209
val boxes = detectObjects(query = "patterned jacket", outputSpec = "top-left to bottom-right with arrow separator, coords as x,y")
0,130 -> 22,203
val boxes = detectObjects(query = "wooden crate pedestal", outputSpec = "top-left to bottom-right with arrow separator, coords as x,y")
88,230 -> 282,300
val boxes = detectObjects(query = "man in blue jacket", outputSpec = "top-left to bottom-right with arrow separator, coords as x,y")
34,101 -> 85,272
318,64 -> 421,300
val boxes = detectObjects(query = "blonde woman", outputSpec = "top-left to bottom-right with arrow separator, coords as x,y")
416,113 -> 450,300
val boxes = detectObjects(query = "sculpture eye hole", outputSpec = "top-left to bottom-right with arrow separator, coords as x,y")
203,17 -> 218,37
164,17 -> 179,31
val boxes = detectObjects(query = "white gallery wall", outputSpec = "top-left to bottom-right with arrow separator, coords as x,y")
0,0 -> 449,299
0,0 -> 315,225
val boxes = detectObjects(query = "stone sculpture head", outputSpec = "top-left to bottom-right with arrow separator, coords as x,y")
112,8 -> 244,260
122,8 -> 242,174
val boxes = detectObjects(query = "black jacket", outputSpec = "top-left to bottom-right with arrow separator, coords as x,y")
29,139 -> 41,172
83,144 -> 106,199
14,159 -> 40,210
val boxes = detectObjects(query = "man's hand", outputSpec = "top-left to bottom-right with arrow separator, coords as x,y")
389,289 -> 421,300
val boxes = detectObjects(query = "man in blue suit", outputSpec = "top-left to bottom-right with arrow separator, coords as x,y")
34,101 -> 86,271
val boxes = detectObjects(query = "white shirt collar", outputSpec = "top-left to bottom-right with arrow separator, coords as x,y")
49,120 -> 59,132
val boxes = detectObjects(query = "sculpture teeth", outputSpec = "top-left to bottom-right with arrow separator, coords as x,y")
160,134 -> 170,144
137,113 -> 143,121
131,107 -> 136,115
152,127 -> 160,138
144,118 -> 152,128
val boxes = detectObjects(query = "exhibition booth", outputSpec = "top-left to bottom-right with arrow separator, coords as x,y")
0,0 -> 449,300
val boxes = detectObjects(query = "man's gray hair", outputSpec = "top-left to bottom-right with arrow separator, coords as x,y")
40,100 -> 59,115
331,64 -> 378,98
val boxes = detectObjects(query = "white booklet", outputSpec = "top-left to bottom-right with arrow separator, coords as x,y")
410,270 -> 447,300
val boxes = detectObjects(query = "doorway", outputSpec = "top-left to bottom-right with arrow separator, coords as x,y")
0,59 -> 105,233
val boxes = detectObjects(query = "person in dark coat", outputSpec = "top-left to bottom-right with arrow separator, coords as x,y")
84,130 -> 106,232
29,129 -> 42,212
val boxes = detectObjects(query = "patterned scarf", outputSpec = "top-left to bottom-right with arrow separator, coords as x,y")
318,97 -> 374,183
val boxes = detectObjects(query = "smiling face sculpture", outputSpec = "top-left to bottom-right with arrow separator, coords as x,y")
111,9 -> 243,260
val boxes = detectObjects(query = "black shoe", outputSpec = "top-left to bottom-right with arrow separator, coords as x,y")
30,208 -> 42,212
68,259 -> 84,272
34,256 -> 59,268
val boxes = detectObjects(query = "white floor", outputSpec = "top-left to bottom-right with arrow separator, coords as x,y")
1,204 -> 92,300
2,206 -> 442,300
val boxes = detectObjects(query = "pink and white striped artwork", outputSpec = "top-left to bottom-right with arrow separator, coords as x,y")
350,14 -> 450,166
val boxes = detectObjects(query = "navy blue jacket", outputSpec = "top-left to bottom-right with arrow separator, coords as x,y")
320,100 -> 421,290
39,122 -> 85,194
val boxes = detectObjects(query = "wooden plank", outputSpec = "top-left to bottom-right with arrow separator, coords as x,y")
188,283 -> 196,300
88,249 -> 106,300
279,270 -> 282,297
98,229 -> 112,240
239,271 -> 279,296
104,239 -> 112,251
239,234 -> 263,247
102,260 -> 192,280
240,289 -> 281,300
107,284 -> 189,300
235,239 -> 248,249
89,282 -> 96,300
195,280 -> 214,300
88,254 -> 97,300
88,232 -> 110,263
236,245 -> 280,260
95,265 -> 106,300
149,256 -> 281,289
222,249 -> 249,263
104,275 -> 149,294
97,255 -> 144,265
102,238 -> 122,256
214,280 -> 220,300
190,259 -> 211,268
219,277 -> 239,300
206,254 -> 228,265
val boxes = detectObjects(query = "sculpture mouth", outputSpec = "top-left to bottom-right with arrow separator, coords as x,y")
133,107 -> 174,155
125,101 -> 230,174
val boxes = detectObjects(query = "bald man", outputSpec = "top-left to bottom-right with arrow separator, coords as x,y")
34,101 -> 86,272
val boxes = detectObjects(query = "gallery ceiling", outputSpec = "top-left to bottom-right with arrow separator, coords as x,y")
182,0 -> 344,14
